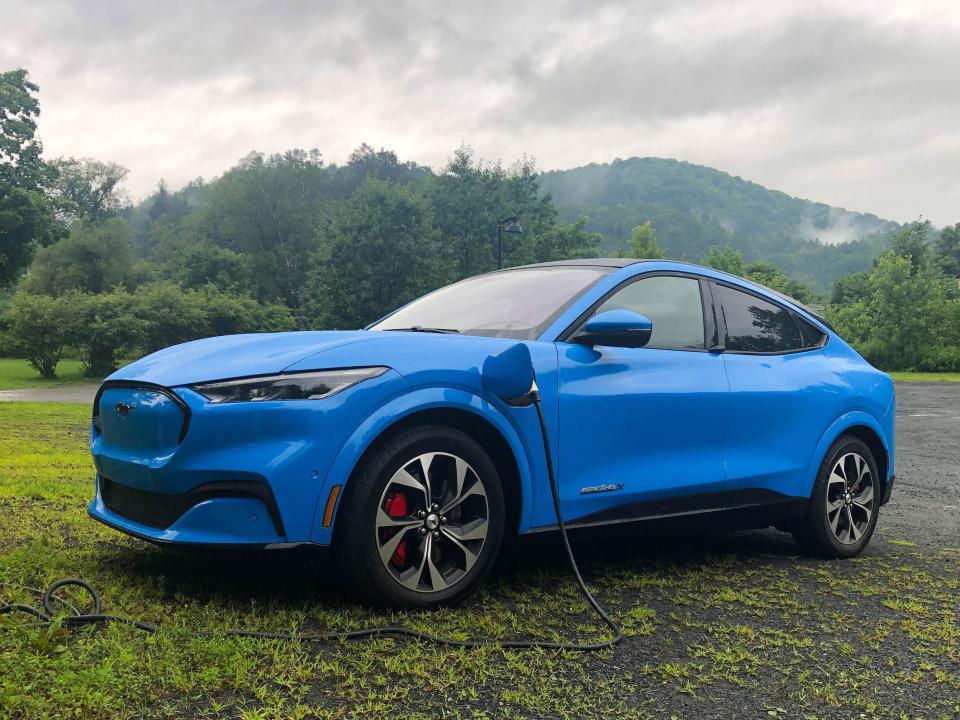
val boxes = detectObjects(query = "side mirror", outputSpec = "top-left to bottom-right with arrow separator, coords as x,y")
573,309 -> 653,349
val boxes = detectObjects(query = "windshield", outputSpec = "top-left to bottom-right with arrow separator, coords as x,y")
370,266 -> 610,339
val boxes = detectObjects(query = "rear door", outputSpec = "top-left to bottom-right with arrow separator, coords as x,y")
711,281 -> 835,499
555,273 -> 730,524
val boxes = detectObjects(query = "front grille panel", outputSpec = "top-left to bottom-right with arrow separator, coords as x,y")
100,477 -> 182,528
95,385 -> 188,460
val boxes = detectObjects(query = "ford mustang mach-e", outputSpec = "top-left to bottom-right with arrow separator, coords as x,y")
89,259 -> 895,607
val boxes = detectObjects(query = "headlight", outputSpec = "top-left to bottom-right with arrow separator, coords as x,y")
192,367 -> 389,403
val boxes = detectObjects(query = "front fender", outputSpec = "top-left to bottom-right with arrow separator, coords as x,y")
804,410 -> 893,497
307,386 -> 539,544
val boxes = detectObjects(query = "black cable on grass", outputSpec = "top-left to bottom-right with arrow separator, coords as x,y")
1,395 -> 622,651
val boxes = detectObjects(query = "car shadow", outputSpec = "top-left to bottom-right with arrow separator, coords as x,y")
93,524 -> 812,613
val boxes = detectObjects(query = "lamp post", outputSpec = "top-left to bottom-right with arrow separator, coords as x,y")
496,216 -> 523,270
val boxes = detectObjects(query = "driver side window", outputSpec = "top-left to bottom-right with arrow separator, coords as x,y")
594,275 -> 706,350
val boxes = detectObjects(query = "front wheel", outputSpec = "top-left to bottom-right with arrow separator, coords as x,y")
334,425 -> 505,608
794,435 -> 880,557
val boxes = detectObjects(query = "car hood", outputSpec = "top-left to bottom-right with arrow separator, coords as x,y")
107,331 -> 373,387
106,330 -> 546,388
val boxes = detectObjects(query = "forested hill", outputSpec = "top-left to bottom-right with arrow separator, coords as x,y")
540,157 -> 900,291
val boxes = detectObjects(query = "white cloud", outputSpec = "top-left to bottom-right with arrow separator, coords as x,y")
1,0 -> 958,224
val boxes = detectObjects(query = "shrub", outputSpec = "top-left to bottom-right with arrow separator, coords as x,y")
63,289 -> 146,376
20,217 -> 136,296
133,281 -> 210,353
202,288 -> 296,336
2,292 -> 69,378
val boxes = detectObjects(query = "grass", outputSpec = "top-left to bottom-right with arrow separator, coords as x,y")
888,371 -> 960,382
0,402 -> 958,719
0,358 -> 97,390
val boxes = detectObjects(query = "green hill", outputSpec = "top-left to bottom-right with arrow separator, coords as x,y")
539,157 -> 899,292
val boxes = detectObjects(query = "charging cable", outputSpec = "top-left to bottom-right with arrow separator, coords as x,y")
1,390 -> 621,651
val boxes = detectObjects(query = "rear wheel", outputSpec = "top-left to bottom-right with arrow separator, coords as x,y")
335,425 -> 505,608
794,435 -> 879,557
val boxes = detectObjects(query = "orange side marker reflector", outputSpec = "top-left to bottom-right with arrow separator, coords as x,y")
322,485 -> 342,528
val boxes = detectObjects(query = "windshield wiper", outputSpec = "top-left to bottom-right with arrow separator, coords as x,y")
383,326 -> 461,334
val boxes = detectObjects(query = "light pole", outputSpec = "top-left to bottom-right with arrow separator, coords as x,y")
496,216 -> 523,270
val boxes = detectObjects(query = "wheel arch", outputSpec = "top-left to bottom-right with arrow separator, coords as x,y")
309,387 -> 535,544
808,412 -> 891,501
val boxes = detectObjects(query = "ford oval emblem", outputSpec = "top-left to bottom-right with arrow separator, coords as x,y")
114,401 -> 135,419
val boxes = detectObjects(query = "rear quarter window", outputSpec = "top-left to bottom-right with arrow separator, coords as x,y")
714,283 -> 804,353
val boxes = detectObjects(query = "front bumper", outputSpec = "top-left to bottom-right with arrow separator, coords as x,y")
89,477 -> 290,546
89,475 -> 287,545
89,370 -> 404,546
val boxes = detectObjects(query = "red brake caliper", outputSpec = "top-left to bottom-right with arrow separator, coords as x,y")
382,491 -> 409,569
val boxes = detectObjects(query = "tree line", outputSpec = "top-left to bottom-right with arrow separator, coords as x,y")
2,67 -> 958,378
539,156 -> 900,293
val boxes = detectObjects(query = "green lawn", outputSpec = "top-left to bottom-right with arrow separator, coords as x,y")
888,371 -> 960,382
0,358 -> 97,390
0,403 -> 957,719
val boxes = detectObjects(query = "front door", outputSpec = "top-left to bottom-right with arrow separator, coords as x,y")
556,273 -> 729,524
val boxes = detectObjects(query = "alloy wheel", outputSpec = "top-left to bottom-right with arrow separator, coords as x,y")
826,451 -> 874,545
375,452 -> 489,593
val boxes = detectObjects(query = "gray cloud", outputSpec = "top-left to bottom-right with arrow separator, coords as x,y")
1,0 -> 958,224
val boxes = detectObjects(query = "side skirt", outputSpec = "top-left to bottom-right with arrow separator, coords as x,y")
526,488 -> 808,534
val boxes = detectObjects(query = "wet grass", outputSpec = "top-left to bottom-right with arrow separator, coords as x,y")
888,371 -> 960,383
0,402 -> 958,719
0,358 -> 95,390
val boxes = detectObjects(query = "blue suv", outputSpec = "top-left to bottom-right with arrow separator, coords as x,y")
90,259 -> 895,607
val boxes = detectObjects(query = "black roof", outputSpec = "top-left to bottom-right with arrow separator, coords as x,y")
511,258 -> 643,270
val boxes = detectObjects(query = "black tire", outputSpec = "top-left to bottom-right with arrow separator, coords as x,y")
334,425 -> 505,608
794,435 -> 880,558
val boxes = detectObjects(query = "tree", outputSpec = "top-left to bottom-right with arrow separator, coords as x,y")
890,220 -> 933,272
700,244 -> 813,301
2,291 -> 68,377
196,149 -> 329,311
702,244 -> 746,276
936,223 -> 960,278
148,180 -> 174,222
132,281 -> 211,353
130,282 -> 295,353
336,143 -> 430,195
429,146 -> 557,277
150,228 -> 251,293
0,68 -> 62,286
831,271 -> 871,305
21,216 -> 135,295
304,178 -> 439,329
828,251 -> 960,371
855,254 -> 945,370
48,157 -> 129,224
743,260 -> 814,303
63,288 -> 145,376
201,287 -> 295,336
518,216 -> 601,265
625,221 -> 665,259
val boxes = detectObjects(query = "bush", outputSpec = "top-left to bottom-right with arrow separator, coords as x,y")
63,289 -> 146,376
133,281 -> 210,353
20,217 -> 136,296
828,252 -> 960,372
2,292 -> 69,378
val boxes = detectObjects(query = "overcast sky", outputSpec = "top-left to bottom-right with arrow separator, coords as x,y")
3,0 -> 959,225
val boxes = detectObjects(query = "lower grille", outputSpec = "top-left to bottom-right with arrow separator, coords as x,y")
99,477 -> 285,534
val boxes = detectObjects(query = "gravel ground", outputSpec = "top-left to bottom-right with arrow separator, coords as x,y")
0,384 -> 97,403
881,382 -> 960,547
